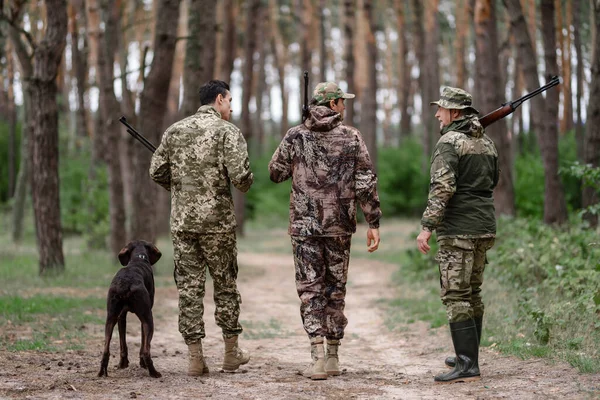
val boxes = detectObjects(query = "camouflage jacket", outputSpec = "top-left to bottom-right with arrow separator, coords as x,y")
269,105 -> 381,237
149,105 -> 253,234
421,115 -> 499,239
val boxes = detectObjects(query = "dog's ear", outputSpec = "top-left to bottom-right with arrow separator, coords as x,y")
118,244 -> 132,266
147,244 -> 162,265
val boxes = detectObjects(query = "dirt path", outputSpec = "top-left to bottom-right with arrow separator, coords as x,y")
1,237 -> 599,399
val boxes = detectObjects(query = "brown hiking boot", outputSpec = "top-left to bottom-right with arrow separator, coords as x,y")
325,339 -> 341,376
301,337 -> 327,380
187,342 -> 209,376
222,335 -> 250,371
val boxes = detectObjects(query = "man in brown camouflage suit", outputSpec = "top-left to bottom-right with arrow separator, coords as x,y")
269,82 -> 382,380
417,86 -> 499,384
149,80 -> 253,376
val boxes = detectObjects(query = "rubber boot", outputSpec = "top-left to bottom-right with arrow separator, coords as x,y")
325,339 -> 341,376
434,319 -> 481,384
222,335 -> 250,371
302,337 -> 328,380
445,316 -> 483,368
187,342 -> 209,376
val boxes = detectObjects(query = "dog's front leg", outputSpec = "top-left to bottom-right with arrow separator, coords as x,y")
117,314 -> 129,369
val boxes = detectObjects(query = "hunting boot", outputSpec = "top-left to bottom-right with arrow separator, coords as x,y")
325,339 -> 341,376
435,319 -> 481,384
222,335 -> 250,371
302,337 -> 328,380
187,342 -> 209,376
444,316 -> 483,368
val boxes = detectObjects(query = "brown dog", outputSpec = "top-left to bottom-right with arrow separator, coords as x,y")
98,240 -> 162,378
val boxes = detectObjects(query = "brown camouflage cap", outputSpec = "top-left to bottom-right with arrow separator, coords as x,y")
313,82 -> 355,105
430,86 -> 479,114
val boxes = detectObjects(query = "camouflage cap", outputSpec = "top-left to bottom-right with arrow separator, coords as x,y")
430,86 -> 479,114
313,82 -> 355,105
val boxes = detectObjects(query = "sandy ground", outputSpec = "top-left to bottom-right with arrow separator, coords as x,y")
1,236 -> 599,399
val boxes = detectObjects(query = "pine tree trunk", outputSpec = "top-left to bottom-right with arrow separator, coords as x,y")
29,0 -> 68,274
69,0 -> 89,145
573,0 -> 585,161
269,0 -> 289,135
540,0 -> 568,224
130,0 -> 181,243
455,0 -> 468,88
12,91 -> 32,243
475,0 -> 516,216
362,0 -> 378,168
395,0 -> 411,136
344,0 -> 356,126
7,41 -> 17,199
218,0 -> 237,82
582,1 -> 600,228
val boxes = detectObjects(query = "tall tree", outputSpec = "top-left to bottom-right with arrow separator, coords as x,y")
319,0 -> 327,82
455,0 -> 469,88
344,0 -> 356,126
28,0 -> 68,273
362,0 -> 378,167
269,0 -> 290,135
235,0 -> 261,236
181,0 -> 217,117
394,0 -> 411,136
540,0 -> 568,224
130,0 -> 181,242
217,0 -> 237,82
6,40 -> 17,199
582,0 -> 600,228
474,0 -> 515,216
573,0 -> 585,161
68,0 -> 89,145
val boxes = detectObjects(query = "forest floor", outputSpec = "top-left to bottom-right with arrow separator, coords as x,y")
0,221 -> 599,399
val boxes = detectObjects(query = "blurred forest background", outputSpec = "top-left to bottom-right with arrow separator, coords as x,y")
0,0 -> 599,273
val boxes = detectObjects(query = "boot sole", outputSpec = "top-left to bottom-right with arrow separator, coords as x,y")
434,375 -> 481,384
222,358 -> 250,372
326,370 -> 341,376
311,373 -> 328,380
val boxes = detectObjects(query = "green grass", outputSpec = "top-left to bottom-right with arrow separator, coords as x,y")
240,318 -> 291,340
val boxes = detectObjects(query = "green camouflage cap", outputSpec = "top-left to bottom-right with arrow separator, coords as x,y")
430,86 -> 479,114
313,82 -> 355,105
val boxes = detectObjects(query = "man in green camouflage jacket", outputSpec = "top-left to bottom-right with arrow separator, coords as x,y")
416,86 -> 499,384
149,80 -> 253,376
269,82 -> 382,380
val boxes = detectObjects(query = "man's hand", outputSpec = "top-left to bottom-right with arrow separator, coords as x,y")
367,228 -> 380,253
417,229 -> 432,254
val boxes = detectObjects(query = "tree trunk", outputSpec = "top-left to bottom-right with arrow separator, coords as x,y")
573,0 -> 585,161
255,10 -> 268,155
218,0 -> 237,82
319,0 -> 327,82
131,0 -> 181,243
539,0 -> 568,224
12,92 -> 32,243
394,0 -> 411,136
362,0 -> 378,168
455,0 -> 469,88
69,0 -> 89,146
29,0 -> 68,274
582,1 -> 600,228
181,0 -> 217,117
235,0 -> 261,236
475,0 -> 515,216
269,0 -> 289,136
6,41 -> 17,199
344,0 -> 356,126
560,0 -> 573,133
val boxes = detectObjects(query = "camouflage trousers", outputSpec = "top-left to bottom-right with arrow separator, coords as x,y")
172,231 -> 243,344
436,237 -> 495,323
291,235 -> 352,340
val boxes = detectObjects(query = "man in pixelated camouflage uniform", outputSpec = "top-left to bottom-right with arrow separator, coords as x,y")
269,82 -> 382,380
149,80 -> 253,376
416,86 -> 499,384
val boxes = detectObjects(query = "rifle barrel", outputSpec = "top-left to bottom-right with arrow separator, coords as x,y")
119,116 -> 157,153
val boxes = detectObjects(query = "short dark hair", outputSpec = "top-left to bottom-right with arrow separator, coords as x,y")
310,97 -> 340,108
198,80 -> 230,106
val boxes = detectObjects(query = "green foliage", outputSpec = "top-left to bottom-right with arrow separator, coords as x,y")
0,119 -> 22,204
514,131 -> 581,218
377,138 -> 429,217
561,162 -> 600,217
399,216 -> 600,372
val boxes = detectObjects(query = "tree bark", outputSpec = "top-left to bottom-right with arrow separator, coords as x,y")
475,0 -> 515,216
582,1 -> 600,227
362,0 -> 378,168
181,0 -> 217,117
29,0 -> 68,274
319,0 -> 327,82
573,0 -> 585,161
12,92 -> 31,243
540,0 -> 568,224
344,0 -> 356,126
218,0 -> 237,82
6,40 -> 17,199
269,0 -> 289,135
130,0 -> 181,243
69,0 -> 89,146
394,0 -> 411,136
455,0 -> 469,88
